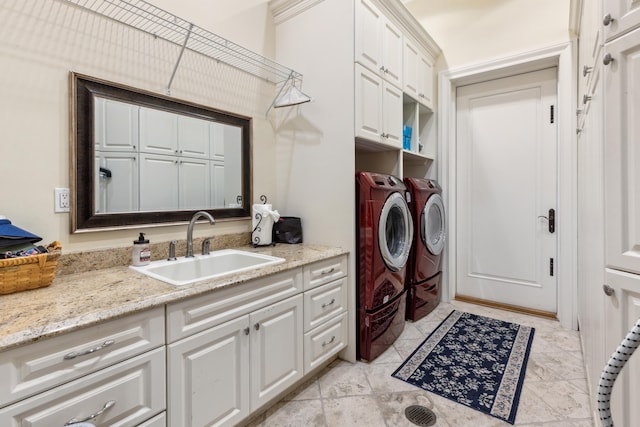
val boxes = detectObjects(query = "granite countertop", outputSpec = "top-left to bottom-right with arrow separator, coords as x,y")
0,243 -> 348,352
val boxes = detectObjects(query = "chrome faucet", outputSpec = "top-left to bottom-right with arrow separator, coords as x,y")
186,211 -> 215,258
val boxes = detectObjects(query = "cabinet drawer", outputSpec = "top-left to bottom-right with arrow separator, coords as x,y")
167,268 -> 302,343
138,411 -> 166,427
0,307 -> 164,407
303,277 -> 347,332
0,347 -> 166,427
304,312 -> 347,374
303,255 -> 347,291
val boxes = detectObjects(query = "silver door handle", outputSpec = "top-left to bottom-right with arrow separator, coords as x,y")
64,340 -> 115,360
65,400 -> 116,425
603,284 -> 615,296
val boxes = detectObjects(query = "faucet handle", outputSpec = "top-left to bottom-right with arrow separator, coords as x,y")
202,238 -> 211,256
168,240 -> 177,261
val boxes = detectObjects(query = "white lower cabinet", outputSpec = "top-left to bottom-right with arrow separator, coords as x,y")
168,315 -> 250,427
0,348 -> 166,427
0,255 -> 349,427
167,294 -> 303,427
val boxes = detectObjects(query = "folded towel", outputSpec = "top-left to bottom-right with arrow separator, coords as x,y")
252,204 -> 280,246
0,218 -> 42,248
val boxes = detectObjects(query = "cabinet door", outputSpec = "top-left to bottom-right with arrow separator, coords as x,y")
381,15 -> 403,87
250,294 -> 303,411
355,64 -> 383,142
577,57 -> 606,407
604,31 -> 640,273
210,160 -> 225,208
355,0 -> 383,73
177,115 -> 210,159
94,97 -> 139,152
603,0 -> 640,41
167,315 -> 250,427
382,81 -> 403,148
96,151 -> 139,213
418,52 -> 434,109
178,157 -> 210,210
139,153 -> 179,211
603,269 -> 640,427
139,107 -> 178,156
403,38 -> 420,100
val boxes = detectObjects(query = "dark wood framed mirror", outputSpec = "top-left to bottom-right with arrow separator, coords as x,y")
71,73 -> 251,232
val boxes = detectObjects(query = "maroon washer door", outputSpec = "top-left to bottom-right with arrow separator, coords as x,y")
406,272 -> 441,321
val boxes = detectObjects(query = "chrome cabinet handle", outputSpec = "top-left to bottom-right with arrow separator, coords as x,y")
254,323 -> 260,331
244,327 -> 250,335
64,340 -> 115,360
603,284 -> 615,296
65,400 -> 116,425
322,336 -> 336,347
603,13 -> 614,26
322,298 -> 336,309
583,94 -> 592,104
583,65 -> 593,77
603,53 -> 614,66
321,267 -> 335,275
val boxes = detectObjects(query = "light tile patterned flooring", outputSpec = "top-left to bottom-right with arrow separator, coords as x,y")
245,300 -> 595,426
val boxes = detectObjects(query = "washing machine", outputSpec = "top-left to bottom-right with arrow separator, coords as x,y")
404,178 -> 445,321
356,172 -> 413,361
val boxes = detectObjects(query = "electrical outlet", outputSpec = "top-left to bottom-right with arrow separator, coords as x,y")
54,188 -> 70,213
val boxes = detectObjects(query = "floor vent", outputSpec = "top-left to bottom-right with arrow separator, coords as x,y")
405,405 -> 437,426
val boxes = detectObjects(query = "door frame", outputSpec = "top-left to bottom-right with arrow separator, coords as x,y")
438,42 -> 578,329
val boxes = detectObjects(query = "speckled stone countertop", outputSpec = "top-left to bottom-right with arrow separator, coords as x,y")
0,243 -> 348,352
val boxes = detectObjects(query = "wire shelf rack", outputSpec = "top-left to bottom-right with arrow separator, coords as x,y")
59,0 -> 302,86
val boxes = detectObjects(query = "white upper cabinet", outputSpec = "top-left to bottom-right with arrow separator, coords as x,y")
355,64 -> 402,148
603,0 -> 640,41
355,0 -> 403,88
403,36 -> 434,109
604,29 -> 640,274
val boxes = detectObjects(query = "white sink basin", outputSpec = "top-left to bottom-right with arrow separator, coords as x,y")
130,249 -> 285,286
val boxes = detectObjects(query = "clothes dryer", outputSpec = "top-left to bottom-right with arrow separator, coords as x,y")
356,172 -> 413,361
404,178 -> 445,321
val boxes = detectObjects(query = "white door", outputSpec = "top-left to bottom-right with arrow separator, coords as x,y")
456,68 -> 558,313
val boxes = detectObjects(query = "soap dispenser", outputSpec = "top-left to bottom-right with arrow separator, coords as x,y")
132,233 -> 150,266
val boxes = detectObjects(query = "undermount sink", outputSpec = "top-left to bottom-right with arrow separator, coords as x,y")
130,249 -> 285,286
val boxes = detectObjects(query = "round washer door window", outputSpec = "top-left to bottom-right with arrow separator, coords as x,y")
421,193 -> 446,255
378,192 -> 413,271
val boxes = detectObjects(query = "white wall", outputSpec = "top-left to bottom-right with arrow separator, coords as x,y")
404,0 -> 571,69
0,0 -> 279,252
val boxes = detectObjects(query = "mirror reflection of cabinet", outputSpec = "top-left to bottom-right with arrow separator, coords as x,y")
94,97 -> 237,213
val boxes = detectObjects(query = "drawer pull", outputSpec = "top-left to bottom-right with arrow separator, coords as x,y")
322,298 -> 336,309
320,267 -> 335,275
64,339 -> 115,360
65,399 -> 116,425
244,327 -> 250,335
322,336 -> 336,347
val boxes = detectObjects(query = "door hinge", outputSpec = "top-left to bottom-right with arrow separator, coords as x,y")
550,258 -> 554,276
550,105 -> 555,124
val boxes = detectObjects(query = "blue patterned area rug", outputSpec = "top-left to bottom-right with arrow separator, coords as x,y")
392,310 -> 535,424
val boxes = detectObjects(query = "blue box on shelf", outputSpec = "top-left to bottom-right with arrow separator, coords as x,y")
403,125 -> 412,150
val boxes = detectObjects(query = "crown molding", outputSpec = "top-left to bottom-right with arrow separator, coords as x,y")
270,0 -> 325,25
375,0 -> 441,56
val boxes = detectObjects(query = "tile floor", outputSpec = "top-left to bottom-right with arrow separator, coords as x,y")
245,300 -> 595,426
